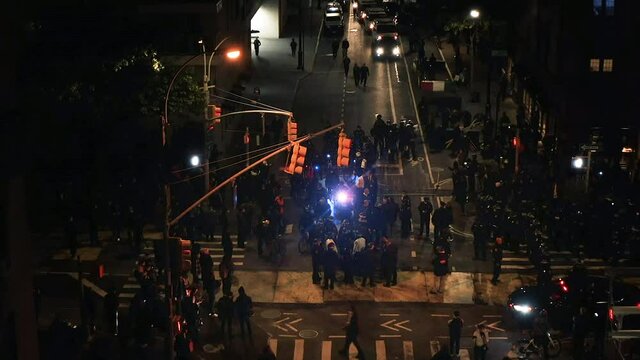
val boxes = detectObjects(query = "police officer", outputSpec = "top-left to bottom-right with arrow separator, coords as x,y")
399,196 -> 412,239
371,114 -> 387,159
472,219 -> 489,260
381,237 -> 398,287
215,293 -> 234,339
417,197 -> 433,239
491,236 -> 504,285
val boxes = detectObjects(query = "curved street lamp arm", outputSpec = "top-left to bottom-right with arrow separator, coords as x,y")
207,36 -> 231,81
163,53 -> 202,130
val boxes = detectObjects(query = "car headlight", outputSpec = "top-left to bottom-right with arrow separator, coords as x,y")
369,23 -> 374,29
353,3 -> 358,9
376,47 -> 384,56
392,46 -> 400,56
513,304 -> 533,314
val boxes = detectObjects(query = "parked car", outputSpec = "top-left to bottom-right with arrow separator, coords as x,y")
324,12 -> 344,34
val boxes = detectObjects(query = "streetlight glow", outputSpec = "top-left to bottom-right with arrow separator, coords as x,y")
190,155 -> 201,167
572,157 -> 584,169
226,49 -> 241,60
470,9 -> 480,18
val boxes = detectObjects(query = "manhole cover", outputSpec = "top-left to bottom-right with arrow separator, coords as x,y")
261,309 -> 282,319
417,157 -> 425,162
203,343 -> 224,353
299,330 -> 319,339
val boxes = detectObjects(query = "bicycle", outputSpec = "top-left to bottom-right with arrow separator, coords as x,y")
517,332 -> 561,358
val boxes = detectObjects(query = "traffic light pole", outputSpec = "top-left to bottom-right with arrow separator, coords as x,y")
169,122 -> 344,227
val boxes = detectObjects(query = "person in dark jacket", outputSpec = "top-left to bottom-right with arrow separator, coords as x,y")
491,236 -> 504,285
399,196 -> 413,239
234,286 -> 253,338
432,202 -> 452,242
215,293 -> 234,339
381,238 -> 398,287
338,305 -> 365,358
418,197 -> 434,239
472,219 -> 489,260
199,249 -> 216,315
359,243 -> 375,287
311,238 -> 324,284
323,242 -> 340,290
448,310 -> 464,357
342,251 -> 355,284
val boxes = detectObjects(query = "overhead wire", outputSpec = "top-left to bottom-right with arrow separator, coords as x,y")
213,86 -> 289,113
171,139 -> 291,175
168,142 -> 292,185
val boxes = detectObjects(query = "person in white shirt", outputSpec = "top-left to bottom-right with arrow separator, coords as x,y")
472,323 -> 489,360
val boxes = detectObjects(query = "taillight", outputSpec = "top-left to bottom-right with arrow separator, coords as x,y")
559,279 -> 569,293
609,308 -> 615,321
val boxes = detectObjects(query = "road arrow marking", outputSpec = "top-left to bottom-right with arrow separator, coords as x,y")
395,320 -> 412,331
286,318 -> 302,332
485,320 -> 505,332
273,317 -> 290,332
380,319 -> 412,332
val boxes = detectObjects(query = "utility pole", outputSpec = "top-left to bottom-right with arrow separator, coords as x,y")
297,0 -> 304,70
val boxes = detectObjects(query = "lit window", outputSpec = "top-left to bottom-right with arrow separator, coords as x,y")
603,59 -> 613,72
593,0 -> 601,15
605,0 -> 615,15
589,58 -> 600,72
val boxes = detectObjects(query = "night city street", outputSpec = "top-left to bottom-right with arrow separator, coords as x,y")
3,0 -> 640,360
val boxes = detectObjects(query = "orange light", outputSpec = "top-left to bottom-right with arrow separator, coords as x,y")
609,308 -> 615,321
226,49 -> 241,60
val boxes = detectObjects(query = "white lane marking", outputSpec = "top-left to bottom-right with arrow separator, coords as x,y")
286,318 -> 303,332
66,273 -> 107,297
400,39 -> 439,204
482,315 -> 502,318
403,340 -> 414,360
123,284 -> 140,289
119,293 -> 135,298
273,317 -> 290,332
279,334 -> 297,338
328,335 -> 346,338
380,313 -> 400,317
283,312 -> 297,315
269,338 -> 278,356
331,313 -> 349,316
380,334 -> 402,338
394,62 -> 401,82
293,339 -> 304,360
411,250 -> 416,258
311,17 -> 324,72
430,314 -> 450,317
386,61 -> 398,124
322,341 -> 332,360
376,340 -> 387,360
436,46 -> 453,80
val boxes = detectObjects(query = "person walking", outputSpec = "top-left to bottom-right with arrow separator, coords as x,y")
253,37 -> 262,56
472,323 -> 489,360
343,55 -> 351,77
199,249 -> 217,316
341,38 -> 350,57
338,305 -> 365,358
215,292 -> 234,339
448,311 -> 464,357
290,38 -> 297,57
360,63 -> 370,87
353,63 -> 361,87
399,195 -> 412,239
381,237 -> 398,287
332,39 -> 340,59
491,236 -> 504,285
472,219 -> 489,260
219,254 -> 234,295
234,286 -> 253,339
418,197 -> 433,239
432,202 -> 450,243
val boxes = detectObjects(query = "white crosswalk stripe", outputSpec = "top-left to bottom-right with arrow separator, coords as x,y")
262,338 -> 470,359
501,247 -> 608,273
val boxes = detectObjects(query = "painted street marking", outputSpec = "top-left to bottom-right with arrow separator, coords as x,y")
123,284 -> 140,289
67,273 -> 107,297
328,335 -> 345,338
477,320 -> 505,332
482,315 -> 502,318
490,336 -> 509,340
283,312 -> 298,315
279,334 -> 296,338
286,318 -> 302,332
403,340 -> 414,360
293,339 -> 304,360
411,250 -> 417,258
380,334 -> 402,338
273,317 -> 290,332
376,340 -> 387,360
269,338 -> 278,356
430,314 -> 449,317
381,319 -> 412,332
213,261 -> 244,266
429,340 -> 440,357
386,61 -> 398,124
119,293 -> 135,298
331,313 -> 348,316
321,341 -> 332,360
380,313 -> 400,317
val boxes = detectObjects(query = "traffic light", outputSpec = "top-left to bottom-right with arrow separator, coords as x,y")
287,118 -> 298,142
285,143 -> 307,174
336,131 -> 352,167
207,105 -> 222,131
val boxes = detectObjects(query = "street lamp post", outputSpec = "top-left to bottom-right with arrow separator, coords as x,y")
469,9 -> 480,87
199,37 -> 233,192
